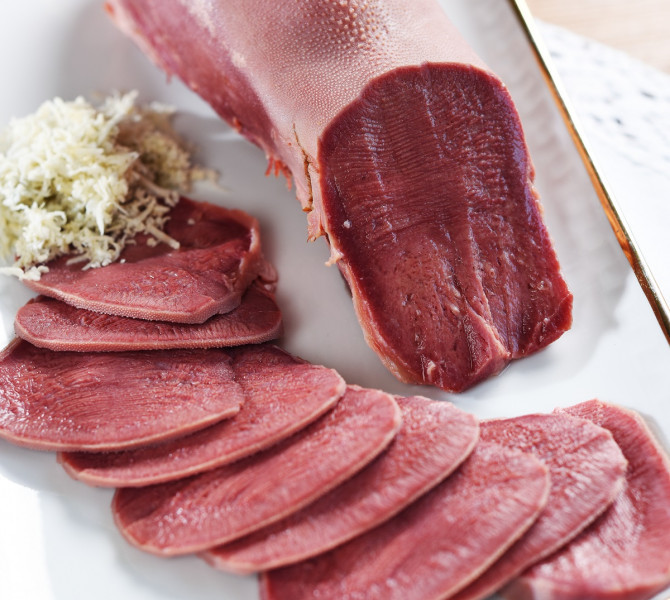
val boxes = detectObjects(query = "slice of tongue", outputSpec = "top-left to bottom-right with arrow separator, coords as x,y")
59,344 -> 345,486
112,385 -> 401,555
201,395 -> 479,573
14,281 -> 282,352
260,441 -> 550,600
24,197 -> 266,324
0,339 -> 243,451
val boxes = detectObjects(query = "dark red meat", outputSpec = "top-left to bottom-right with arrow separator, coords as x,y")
202,395 -> 479,573
24,197 -> 266,324
504,400 -> 670,600
14,282 -> 281,352
260,442 -> 550,600
112,386 -> 401,555
451,412 -> 627,600
59,344 -> 345,486
105,0 -> 572,392
0,339 -> 243,451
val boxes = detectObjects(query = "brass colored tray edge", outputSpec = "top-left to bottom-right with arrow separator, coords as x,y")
509,0 -> 670,344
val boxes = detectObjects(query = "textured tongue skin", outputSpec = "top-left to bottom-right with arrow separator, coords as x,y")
24,197 -> 265,324
59,344 -> 345,487
503,400 -> 670,600
260,441 -> 550,600
201,395 -> 479,573
105,0 -> 572,392
112,386 -> 401,555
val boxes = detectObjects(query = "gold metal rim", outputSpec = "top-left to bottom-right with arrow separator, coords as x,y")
509,0 -> 670,344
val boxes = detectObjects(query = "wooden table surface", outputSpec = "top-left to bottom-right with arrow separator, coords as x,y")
524,0 -> 670,73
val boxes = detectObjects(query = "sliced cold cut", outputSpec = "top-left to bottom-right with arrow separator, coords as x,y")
202,395 -> 479,573
59,345 -> 345,486
450,412 -> 627,600
504,400 -> 670,600
14,281 -> 281,352
24,197 -> 266,323
106,0 -> 572,392
112,386 -> 401,555
260,441 -> 550,600
0,339 -> 243,451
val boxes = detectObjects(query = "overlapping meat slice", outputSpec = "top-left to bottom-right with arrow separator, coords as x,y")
450,412 -> 627,600
202,395 -> 479,573
59,345 -> 344,486
261,441 -> 549,600
14,282 -> 281,352
112,386 -> 401,555
504,400 -> 670,600
0,339 -> 243,451
24,197 -> 266,323
106,0 -> 572,392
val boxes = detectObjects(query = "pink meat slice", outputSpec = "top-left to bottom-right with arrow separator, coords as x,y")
261,441 -> 550,600
0,339 -> 243,451
449,412 -> 627,600
24,197 -> 265,324
503,400 -> 670,600
58,344 -> 345,486
14,282 -> 281,352
112,385 -> 401,556
105,0 -> 572,392
202,395 -> 479,573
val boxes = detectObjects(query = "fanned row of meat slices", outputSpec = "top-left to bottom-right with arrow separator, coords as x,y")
1,198 -> 670,600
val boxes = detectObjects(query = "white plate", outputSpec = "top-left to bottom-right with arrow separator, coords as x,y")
1,2 -> 668,599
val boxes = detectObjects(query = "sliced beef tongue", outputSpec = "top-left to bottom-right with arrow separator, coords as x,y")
260,441 -> 550,600
14,281 -> 282,352
449,412 -> 627,600
202,395 -> 479,573
503,400 -> 670,600
24,197 -> 266,324
59,344 -> 345,486
112,385 -> 401,556
0,339 -> 243,451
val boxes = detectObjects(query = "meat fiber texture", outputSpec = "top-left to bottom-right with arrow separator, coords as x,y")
59,344 -> 345,486
450,412 -> 627,600
112,386 -> 401,555
105,0 -> 572,392
14,281 -> 282,352
0,339 -> 243,451
261,441 -> 550,600
24,197 -> 268,324
504,400 -> 670,600
202,394 -> 479,573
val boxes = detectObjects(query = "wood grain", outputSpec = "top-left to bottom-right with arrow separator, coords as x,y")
525,0 -> 670,73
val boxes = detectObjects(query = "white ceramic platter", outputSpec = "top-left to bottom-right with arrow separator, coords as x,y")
1,1 -> 668,599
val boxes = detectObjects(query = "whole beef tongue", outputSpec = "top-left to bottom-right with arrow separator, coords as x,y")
202,395 -> 479,573
260,441 -> 550,600
105,0 -> 572,392
112,385 -> 401,556
450,412 -> 627,600
59,344 -> 345,486
0,339 -> 243,451
503,400 -> 670,600
24,197 -> 265,324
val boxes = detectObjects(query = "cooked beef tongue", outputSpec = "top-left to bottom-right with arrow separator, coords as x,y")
59,345 -> 345,486
24,197 -> 266,324
15,281 -> 282,352
0,339 -> 243,451
260,441 -> 550,600
503,400 -> 670,600
112,385 -> 401,556
106,0 -> 572,391
202,395 -> 479,573
449,412 -> 627,600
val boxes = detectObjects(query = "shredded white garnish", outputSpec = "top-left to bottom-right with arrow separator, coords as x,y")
0,91 -> 214,279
